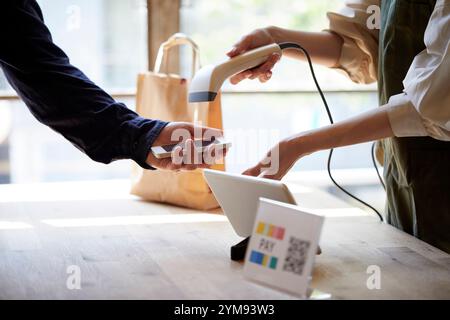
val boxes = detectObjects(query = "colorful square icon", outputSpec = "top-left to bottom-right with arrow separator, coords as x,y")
250,250 -> 278,270
255,221 -> 285,240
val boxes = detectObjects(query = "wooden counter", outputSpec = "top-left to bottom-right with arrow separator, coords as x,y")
0,180 -> 448,299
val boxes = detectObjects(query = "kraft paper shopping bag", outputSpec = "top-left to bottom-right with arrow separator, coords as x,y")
131,33 -> 224,210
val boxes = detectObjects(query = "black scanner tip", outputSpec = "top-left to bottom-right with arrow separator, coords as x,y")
188,91 -> 217,103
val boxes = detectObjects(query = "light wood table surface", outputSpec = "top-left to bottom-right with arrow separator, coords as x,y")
0,179 -> 448,299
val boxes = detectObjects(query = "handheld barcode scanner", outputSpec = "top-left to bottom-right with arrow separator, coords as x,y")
188,43 -> 282,103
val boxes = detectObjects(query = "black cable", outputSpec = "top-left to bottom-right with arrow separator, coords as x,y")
371,142 -> 386,190
279,42 -> 384,222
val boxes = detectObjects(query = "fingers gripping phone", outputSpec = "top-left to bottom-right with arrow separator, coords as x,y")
151,137 -> 231,159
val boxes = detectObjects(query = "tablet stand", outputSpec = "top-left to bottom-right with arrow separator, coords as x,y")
230,236 -> 250,261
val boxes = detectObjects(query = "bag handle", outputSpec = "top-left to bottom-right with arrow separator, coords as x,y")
154,33 -> 201,77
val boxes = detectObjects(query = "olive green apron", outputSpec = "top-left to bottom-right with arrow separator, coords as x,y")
379,0 -> 450,253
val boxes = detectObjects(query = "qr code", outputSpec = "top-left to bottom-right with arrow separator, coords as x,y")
282,236 -> 310,275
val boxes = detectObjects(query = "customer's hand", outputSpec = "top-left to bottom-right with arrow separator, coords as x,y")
243,136 -> 309,180
146,122 -> 225,171
227,27 -> 281,84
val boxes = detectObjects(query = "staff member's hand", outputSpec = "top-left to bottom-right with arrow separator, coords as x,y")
146,122 -> 225,171
226,27 -> 281,84
242,140 -> 299,180
242,137 -> 308,180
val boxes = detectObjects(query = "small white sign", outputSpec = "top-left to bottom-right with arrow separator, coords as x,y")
243,198 -> 324,298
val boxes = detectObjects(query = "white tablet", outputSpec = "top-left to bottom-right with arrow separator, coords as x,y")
203,169 -> 297,237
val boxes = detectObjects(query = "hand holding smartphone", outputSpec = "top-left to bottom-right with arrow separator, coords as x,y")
146,122 -> 228,171
151,137 -> 231,159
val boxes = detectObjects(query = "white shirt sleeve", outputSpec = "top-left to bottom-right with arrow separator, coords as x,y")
326,0 -> 380,84
386,0 -> 450,141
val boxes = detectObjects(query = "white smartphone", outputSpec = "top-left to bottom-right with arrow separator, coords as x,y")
151,137 -> 231,159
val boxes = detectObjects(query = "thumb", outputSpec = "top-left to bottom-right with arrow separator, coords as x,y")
227,35 -> 252,57
258,170 -> 280,180
181,123 -> 223,140
242,162 -> 263,177
198,126 -> 223,143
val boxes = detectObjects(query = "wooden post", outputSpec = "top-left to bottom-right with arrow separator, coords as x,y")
147,0 -> 180,72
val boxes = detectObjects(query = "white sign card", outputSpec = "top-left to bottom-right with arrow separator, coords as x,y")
243,197 -> 324,298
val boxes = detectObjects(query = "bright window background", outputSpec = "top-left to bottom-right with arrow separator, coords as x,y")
0,0 -> 384,211
181,0 -> 376,92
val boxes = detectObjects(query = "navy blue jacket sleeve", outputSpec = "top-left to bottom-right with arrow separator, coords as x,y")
0,0 -> 168,169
